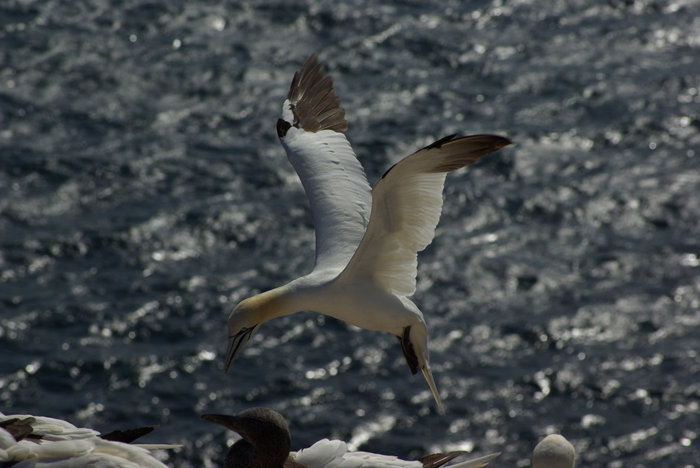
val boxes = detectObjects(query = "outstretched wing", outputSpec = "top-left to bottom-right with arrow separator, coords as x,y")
339,134 -> 511,296
277,54 -> 372,274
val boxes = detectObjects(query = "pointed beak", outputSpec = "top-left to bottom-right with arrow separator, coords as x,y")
201,414 -> 239,432
421,366 -> 444,413
224,325 -> 258,373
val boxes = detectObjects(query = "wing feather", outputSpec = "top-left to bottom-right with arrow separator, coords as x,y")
339,135 -> 511,296
278,55 -> 372,273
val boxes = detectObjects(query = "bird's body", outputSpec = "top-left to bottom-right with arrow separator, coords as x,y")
0,412 -> 174,468
249,275 -> 424,334
225,54 -> 511,409
294,438 -> 497,468
202,408 -> 499,468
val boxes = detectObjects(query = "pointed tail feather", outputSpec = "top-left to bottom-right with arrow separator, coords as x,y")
447,452 -> 501,468
421,366 -> 444,413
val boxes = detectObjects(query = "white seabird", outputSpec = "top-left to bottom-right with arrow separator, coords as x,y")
202,407 -> 499,468
531,434 -> 575,468
0,412 -> 176,467
224,54 -> 511,409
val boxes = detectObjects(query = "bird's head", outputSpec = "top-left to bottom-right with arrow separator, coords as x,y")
224,289 -> 288,373
224,298 -> 262,373
202,408 -> 291,468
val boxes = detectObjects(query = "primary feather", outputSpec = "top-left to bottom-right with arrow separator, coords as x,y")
278,54 -> 372,274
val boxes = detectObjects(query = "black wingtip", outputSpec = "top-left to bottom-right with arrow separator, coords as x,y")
424,134 -> 512,152
101,425 -> 159,443
418,450 -> 470,468
423,134 -> 459,150
491,135 -> 513,149
0,417 -> 37,442
284,54 -> 347,133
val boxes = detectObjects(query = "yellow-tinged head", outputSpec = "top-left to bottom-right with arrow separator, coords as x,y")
223,288 -> 290,373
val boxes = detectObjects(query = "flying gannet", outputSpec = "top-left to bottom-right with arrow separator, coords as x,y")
202,407 -> 499,468
0,411 -> 177,467
531,434 -> 575,468
224,54 -> 511,409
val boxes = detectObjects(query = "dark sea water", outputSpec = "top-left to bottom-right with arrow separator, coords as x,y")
1,1 -> 699,466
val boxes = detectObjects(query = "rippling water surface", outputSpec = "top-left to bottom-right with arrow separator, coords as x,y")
1,1 -> 699,466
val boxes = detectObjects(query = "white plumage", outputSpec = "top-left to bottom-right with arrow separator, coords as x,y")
0,412 -> 174,468
280,128 -> 372,273
224,54 -> 511,409
293,439 -> 499,468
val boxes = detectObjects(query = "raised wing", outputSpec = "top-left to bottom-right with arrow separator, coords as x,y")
277,55 -> 372,273
339,135 -> 511,296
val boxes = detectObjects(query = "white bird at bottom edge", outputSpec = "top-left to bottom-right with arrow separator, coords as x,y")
223,53 -> 512,411
202,407 -> 500,468
532,434 -> 575,468
0,411 -> 178,468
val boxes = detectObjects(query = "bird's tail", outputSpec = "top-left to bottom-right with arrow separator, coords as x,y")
421,366 -> 444,413
447,452 -> 501,468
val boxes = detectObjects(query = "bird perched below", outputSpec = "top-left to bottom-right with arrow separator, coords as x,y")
224,53 -> 511,410
531,434 -> 575,468
202,407 -> 499,468
0,411 -> 176,468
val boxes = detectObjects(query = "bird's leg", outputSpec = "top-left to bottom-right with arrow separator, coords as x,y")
398,326 -> 419,375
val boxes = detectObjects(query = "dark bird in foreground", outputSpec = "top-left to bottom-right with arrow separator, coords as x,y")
202,407 -> 500,468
